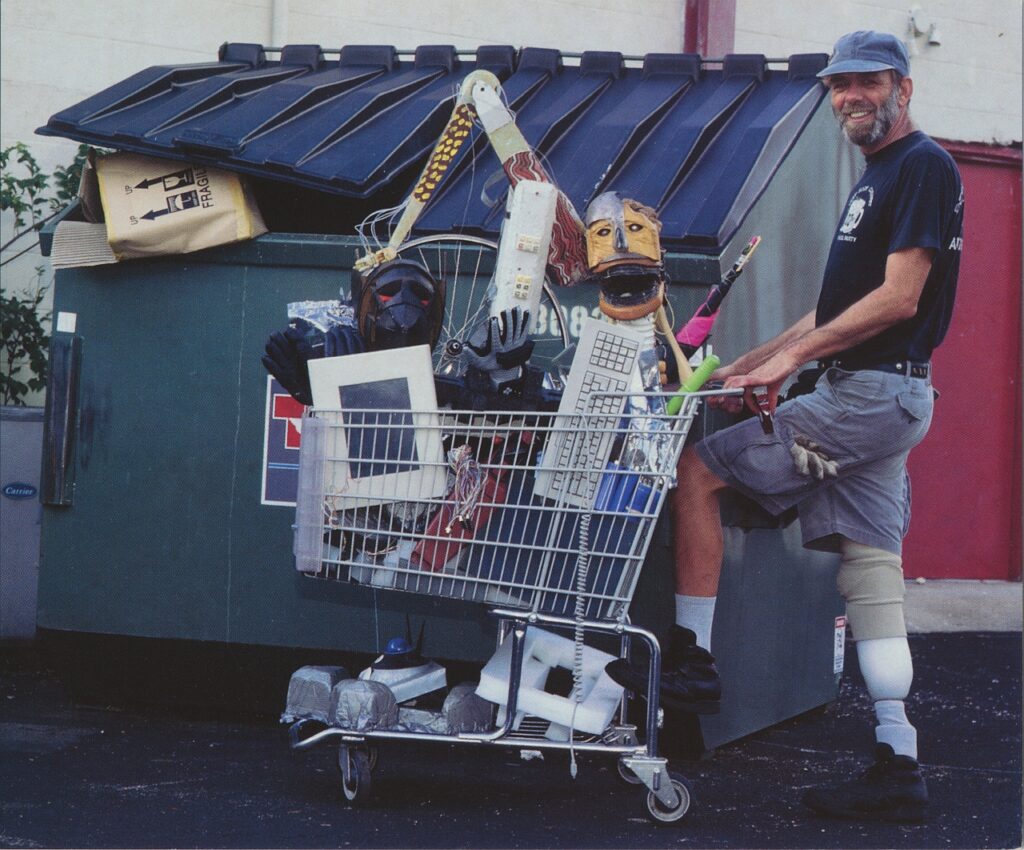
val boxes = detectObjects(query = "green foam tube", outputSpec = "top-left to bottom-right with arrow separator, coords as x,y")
666,354 -> 721,416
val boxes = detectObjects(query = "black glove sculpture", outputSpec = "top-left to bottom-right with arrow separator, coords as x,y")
464,307 -> 535,393
654,335 -> 680,386
262,319 -> 365,406
323,324 -> 365,359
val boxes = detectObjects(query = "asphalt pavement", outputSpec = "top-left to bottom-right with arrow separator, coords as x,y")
1,631 -> 1020,850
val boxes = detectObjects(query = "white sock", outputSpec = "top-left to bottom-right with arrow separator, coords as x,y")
856,637 -> 917,760
675,594 -> 716,651
874,699 -> 918,759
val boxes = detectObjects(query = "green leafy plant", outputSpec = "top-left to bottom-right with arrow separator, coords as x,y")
0,276 -> 51,405
0,143 -> 51,232
1,143 -> 90,405
1,143 -> 89,250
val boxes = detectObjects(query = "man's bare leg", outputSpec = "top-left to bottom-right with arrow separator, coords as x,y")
674,446 -> 730,600
604,446 -> 730,713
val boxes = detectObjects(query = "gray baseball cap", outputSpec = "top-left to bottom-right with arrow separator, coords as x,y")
817,30 -> 910,79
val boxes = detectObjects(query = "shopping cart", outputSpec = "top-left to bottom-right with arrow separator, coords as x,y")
286,388 -> 718,823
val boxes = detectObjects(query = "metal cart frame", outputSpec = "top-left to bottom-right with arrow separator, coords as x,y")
286,389 -> 721,823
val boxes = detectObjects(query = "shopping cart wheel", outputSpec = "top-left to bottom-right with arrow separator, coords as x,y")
337,745 -> 373,805
394,234 -> 571,377
644,773 -> 693,824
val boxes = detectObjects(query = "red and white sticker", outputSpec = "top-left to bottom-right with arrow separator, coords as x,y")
261,376 -> 305,506
833,616 -> 847,674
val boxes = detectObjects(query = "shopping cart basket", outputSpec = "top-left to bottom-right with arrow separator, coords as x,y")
286,389 -> 718,823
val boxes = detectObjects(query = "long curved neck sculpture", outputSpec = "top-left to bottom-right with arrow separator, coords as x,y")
359,71 -> 588,287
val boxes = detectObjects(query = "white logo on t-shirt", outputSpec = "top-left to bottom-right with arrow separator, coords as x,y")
839,186 -> 875,239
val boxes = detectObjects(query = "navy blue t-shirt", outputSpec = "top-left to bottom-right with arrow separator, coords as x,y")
816,131 -> 964,364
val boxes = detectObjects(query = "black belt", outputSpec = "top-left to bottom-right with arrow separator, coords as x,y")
818,359 -> 930,379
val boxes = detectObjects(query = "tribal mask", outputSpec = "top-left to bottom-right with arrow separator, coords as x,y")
351,259 -> 445,351
585,192 -> 662,272
584,192 -> 664,320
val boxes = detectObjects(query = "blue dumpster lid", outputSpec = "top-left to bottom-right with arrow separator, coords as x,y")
37,43 -> 828,254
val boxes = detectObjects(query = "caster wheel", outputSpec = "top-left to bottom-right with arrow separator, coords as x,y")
337,746 -> 373,805
645,774 -> 693,824
616,759 -> 644,785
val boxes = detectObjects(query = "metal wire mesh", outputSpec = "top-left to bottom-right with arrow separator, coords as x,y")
294,392 -> 702,622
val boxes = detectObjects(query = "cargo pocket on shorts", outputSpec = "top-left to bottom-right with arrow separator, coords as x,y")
727,432 -> 807,498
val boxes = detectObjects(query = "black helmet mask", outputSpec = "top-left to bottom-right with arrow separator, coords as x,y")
350,259 -> 446,351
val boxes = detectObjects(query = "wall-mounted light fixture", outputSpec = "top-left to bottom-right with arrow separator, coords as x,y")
908,5 -> 943,49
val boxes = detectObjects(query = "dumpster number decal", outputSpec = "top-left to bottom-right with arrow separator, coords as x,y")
262,377 -> 304,506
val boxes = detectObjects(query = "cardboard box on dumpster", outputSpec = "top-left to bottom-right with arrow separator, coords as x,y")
50,150 -> 267,268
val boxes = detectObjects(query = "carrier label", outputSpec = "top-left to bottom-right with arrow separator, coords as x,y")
2,482 -> 37,500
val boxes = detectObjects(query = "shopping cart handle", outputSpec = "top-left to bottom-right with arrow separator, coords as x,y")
666,354 -> 720,416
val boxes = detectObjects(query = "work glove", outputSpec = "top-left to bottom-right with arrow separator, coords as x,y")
323,324 -> 365,358
789,435 -> 839,480
261,318 -> 320,406
465,307 -> 534,392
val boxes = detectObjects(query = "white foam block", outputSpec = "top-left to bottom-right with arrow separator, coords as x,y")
476,628 -> 623,735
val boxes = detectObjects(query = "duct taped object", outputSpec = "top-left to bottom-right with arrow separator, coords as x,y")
281,665 -> 349,723
443,683 -> 496,733
393,706 -> 449,734
328,679 -> 398,731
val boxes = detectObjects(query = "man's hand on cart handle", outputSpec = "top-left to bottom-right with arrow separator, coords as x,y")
704,380 -> 773,434
718,369 -> 779,435
710,348 -> 802,423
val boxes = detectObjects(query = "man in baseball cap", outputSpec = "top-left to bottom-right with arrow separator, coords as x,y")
657,27 -> 964,824
817,30 -> 913,150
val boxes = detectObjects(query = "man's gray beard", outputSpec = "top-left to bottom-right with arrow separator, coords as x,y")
835,84 -> 902,146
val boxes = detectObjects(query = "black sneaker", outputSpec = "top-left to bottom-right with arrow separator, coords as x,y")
801,744 -> 929,823
605,626 -> 721,714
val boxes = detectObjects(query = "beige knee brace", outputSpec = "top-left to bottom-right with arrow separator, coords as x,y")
836,538 -> 907,641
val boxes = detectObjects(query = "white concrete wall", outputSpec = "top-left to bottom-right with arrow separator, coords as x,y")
283,0 -> 683,54
735,0 -> 1023,145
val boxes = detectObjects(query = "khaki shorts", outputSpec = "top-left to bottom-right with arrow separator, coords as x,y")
695,367 -> 934,555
